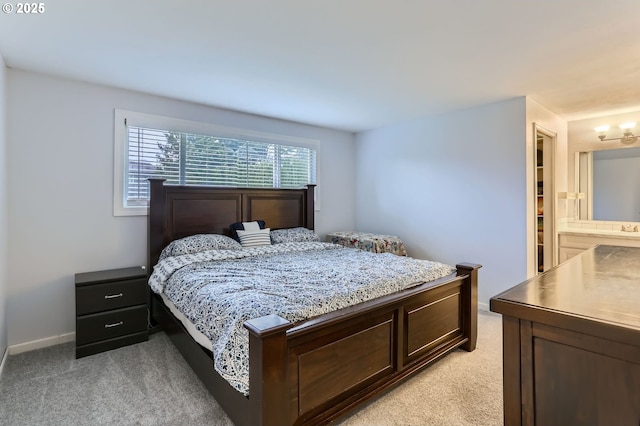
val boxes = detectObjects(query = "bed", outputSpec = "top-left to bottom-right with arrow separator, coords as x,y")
147,178 -> 481,426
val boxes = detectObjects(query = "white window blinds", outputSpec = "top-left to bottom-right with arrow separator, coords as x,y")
124,125 -> 316,209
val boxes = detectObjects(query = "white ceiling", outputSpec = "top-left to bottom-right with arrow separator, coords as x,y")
1,1 -> 640,132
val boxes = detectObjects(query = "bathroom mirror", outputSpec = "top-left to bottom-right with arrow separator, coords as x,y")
576,146 -> 640,222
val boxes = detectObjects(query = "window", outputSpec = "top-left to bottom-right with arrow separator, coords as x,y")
114,110 -> 318,216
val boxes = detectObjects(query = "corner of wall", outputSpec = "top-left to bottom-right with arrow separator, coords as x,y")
0,346 -> 8,379
0,53 -> 8,359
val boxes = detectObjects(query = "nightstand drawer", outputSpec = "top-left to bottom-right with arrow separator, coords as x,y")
76,278 -> 147,315
76,305 -> 147,346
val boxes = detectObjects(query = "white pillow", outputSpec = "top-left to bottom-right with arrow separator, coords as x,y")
242,221 -> 261,231
236,228 -> 272,247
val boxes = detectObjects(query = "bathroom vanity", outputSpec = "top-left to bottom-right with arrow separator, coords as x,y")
557,221 -> 640,262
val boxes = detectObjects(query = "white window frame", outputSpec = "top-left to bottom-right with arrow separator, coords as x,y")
113,109 -> 320,216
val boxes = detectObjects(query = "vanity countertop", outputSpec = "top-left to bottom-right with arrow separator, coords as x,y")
558,227 -> 640,238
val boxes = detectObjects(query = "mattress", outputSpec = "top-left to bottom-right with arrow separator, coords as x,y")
160,293 -> 212,351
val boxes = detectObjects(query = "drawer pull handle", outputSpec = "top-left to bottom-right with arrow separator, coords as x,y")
104,321 -> 123,328
104,293 -> 123,299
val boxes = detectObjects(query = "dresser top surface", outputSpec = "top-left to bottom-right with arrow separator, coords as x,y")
491,245 -> 640,330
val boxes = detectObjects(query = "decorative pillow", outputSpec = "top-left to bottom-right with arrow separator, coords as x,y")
270,227 -> 320,244
229,220 -> 266,241
159,234 -> 242,260
236,228 -> 272,247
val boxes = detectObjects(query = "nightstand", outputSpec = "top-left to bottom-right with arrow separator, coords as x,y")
75,266 -> 149,358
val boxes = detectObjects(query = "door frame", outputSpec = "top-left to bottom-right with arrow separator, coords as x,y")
533,123 -> 557,273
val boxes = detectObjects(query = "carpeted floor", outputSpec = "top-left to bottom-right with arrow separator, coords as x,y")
0,310 -> 503,425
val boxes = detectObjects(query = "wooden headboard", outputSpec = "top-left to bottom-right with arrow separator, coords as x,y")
147,178 -> 316,269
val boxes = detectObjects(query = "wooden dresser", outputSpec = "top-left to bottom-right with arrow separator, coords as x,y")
75,266 -> 149,358
490,245 -> 640,426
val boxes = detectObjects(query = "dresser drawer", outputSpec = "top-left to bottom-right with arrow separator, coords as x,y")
76,278 -> 147,315
76,305 -> 147,346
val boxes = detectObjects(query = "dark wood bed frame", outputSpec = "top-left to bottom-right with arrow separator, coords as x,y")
147,178 -> 481,426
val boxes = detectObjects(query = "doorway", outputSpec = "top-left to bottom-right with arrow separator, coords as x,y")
534,124 -> 556,274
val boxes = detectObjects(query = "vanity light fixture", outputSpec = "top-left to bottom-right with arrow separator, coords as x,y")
595,122 -> 638,145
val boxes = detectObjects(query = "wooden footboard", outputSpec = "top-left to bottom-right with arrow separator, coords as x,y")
151,263 -> 479,426
244,263 -> 480,426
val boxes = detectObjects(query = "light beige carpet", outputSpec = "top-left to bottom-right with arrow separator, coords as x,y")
0,310 -> 503,425
337,309 -> 504,425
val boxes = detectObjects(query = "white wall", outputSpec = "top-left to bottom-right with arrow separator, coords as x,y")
355,97 -> 528,307
6,70 -> 356,347
0,55 -> 7,359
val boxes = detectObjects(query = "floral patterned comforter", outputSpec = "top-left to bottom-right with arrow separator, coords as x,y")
149,241 -> 455,395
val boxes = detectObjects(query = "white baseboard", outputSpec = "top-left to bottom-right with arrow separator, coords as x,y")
478,301 -> 490,312
9,332 -> 75,355
0,346 -> 8,380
